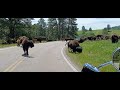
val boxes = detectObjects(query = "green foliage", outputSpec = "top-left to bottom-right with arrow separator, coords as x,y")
107,24 -> 111,30
111,25 -> 120,30
37,18 -> 47,37
102,29 -> 109,35
78,29 -> 120,36
47,18 -> 58,40
78,30 -> 95,38
0,18 -> 33,39
89,27 -> 92,31
82,26 -> 87,33
0,18 -> 78,43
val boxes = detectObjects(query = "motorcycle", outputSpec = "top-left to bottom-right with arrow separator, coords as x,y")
81,47 -> 120,72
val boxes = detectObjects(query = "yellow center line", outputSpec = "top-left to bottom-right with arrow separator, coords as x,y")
3,57 -> 24,72
8,60 -> 23,72
3,44 -> 39,72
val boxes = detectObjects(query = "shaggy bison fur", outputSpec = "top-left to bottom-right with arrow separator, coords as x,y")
17,36 -> 34,56
68,40 -> 82,53
111,35 -> 119,43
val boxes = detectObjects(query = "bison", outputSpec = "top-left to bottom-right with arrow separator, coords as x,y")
17,36 -> 34,56
65,38 -> 74,42
76,46 -> 83,53
67,40 -> 82,53
111,35 -> 119,43
78,37 -> 87,43
96,35 -> 104,40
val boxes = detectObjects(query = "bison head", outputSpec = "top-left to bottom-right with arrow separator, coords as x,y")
28,41 -> 34,48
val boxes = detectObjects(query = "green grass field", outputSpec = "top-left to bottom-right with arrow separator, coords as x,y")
77,29 -> 120,36
66,30 -> 120,72
66,40 -> 119,72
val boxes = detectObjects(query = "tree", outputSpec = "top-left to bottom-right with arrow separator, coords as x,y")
57,18 -> 67,40
47,18 -> 58,40
102,24 -> 111,35
46,18 -> 78,41
82,26 -> 87,34
107,24 -> 111,31
66,18 -> 78,39
102,28 -> 108,35
0,18 -> 33,39
89,27 -> 92,31
37,18 -> 47,37
82,26 -> 86,30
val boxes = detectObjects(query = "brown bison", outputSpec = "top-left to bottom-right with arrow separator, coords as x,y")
67,40 -> 82,53
33,36 -> 46,43
96,35 -> 104,40
104,35 -> 110,40
17,36 -> 29,46
111,35 -> 119,43
78,37 -> 87,43
87,36 -> 96,41
17,36 -> 34,56
65,38 -> 74,42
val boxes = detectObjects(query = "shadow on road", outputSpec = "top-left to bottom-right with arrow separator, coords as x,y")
22,54 -> 34,58
27,56 -> 34,58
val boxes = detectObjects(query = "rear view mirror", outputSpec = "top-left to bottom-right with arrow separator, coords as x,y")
112,47 -> 120,69
81,47 -> 120,72
81,63 -> 100,72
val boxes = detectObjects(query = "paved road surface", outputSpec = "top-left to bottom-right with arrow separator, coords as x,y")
0,41 -> 79,72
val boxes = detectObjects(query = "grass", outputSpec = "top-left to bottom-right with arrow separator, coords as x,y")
0,44 -> 16,48
66,40 -> 119,72
77,29 -> 120,36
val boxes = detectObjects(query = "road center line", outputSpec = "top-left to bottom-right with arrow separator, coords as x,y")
8,60 -> 23,72
3,57 -> 23,72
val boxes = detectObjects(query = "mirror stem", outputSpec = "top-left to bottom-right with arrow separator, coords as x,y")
97,61 -> 113,69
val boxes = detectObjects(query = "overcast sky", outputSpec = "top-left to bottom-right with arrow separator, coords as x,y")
32,18 -> 120,30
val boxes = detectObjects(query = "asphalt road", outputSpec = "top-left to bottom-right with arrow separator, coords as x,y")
0,41 -> 79,72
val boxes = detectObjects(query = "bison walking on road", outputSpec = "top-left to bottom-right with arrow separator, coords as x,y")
17,36 -> 34,56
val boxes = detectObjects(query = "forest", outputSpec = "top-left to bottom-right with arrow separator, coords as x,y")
0,18 -> 78,44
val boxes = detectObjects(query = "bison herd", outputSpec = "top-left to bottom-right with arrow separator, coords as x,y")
16,34 -> 120,56
1,33 -> 120,56
78,34 -> 120,43
65,34 -> 120,54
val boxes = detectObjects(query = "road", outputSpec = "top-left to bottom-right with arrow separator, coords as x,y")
0,41 -> 79,72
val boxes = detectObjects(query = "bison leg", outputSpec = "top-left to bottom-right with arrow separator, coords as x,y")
23,47 -> 26,55
26,47 -> 29,55
22,44 -> 28,56
72,47 -> 76,53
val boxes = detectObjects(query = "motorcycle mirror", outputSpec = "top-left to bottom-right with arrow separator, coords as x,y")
112,47 -> 120,70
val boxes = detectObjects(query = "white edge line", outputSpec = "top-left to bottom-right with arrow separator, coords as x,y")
61,46 -> 78,72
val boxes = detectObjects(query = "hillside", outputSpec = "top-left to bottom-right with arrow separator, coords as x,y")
77,29 -> 120,36
111,25 -> 120,30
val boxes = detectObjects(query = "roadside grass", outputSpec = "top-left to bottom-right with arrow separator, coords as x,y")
0,44 -> 16,48
66,40 -> 119,72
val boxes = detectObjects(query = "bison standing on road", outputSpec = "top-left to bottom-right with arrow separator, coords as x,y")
111,35 -> 119,43
17,36 -> 34,56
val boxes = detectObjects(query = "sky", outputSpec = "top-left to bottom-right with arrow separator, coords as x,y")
32,18 -> 120,30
